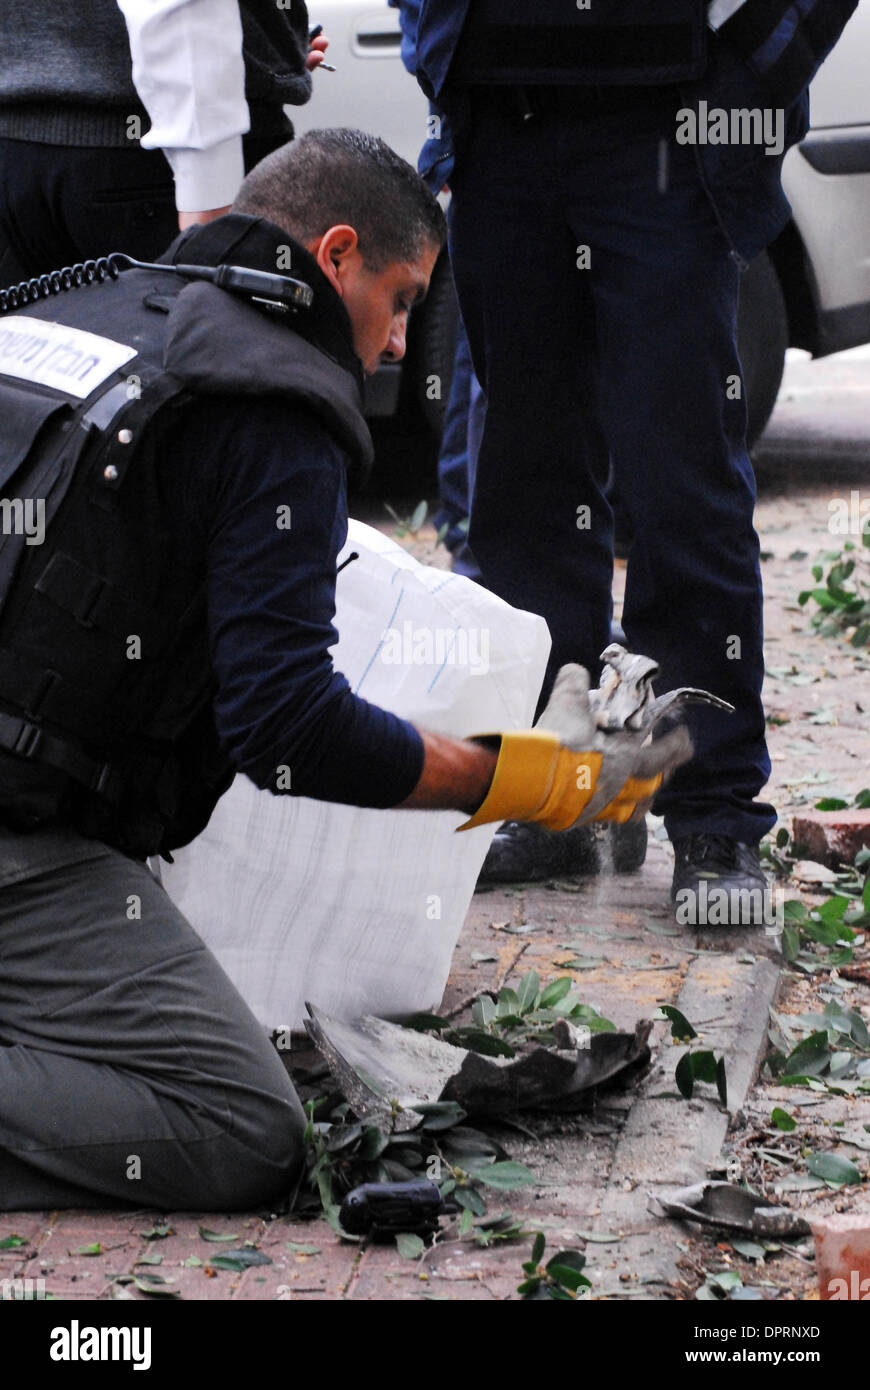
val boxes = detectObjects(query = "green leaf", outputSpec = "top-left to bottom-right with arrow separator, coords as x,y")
403,1013 -> 448,1032
0,1234 -> 26,1249
326,1121 -> 363,1153
806,1153 -> 861,1186
135,1253 -> 163,1266
784,1031 -> 831,1076
783,900 -> 808,921
539,977 -> 573,1009
442,1127 -> 499,1159
131,1274 -> 181,1298
358,1125 -> 390,1161
139,1224 -> 172,1240
531,1231 -> 546,1265
847,1009 -> 870,1049
396,1232 -> 426,1260
815,798 -> 849,811
209,1247 -> 272,1271
806,917 -> 856,945
546,1248 -> 586,1274
473,1160 -> 538,1190
496,987 -> 520,1014
516,1277 -> 544,1297
690,1051 -> 719,1085
471,994 -> 497,1028
516,971 -> 541,1014
730,1239 -> 765,1260
409,500 -> 428,532
823,1000 -> 854,1033
576,1231 -> 621,1243
455,1029 -> 515,1058
675,1051 -> 694,1099
183,1255 -> 203,1267
709,1270 -> 743,1294
771,1107 -> 797,1131
454,1186 -> 487,1216
816,895 -> 851,926
458,1207 -> 474,1238
73,1243 -> 103,1256
198,1226 -> 239,1242
782,926 -> 800,962
412,1100 -> 467,1131
716,1056 -> 728,1108
658,1006 -> 698,1041
546,1263 -> 590,1293
286,1242 -> 321,1255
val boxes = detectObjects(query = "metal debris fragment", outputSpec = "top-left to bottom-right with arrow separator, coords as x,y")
304,1003 -> 652,1127
650,1180 -> 811,1237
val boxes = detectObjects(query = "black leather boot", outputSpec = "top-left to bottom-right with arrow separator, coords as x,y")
671,834 -> 770,925
477,817 -> 648,885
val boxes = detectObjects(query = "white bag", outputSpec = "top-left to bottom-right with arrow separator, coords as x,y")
160,520 -> 550,1028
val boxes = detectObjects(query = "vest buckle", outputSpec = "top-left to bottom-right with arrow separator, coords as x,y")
13,718 -> 43,760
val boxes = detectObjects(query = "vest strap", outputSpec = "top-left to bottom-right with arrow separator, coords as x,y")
0,710 -> 123,801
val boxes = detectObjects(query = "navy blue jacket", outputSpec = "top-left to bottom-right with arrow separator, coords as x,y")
391,0 -> 857,264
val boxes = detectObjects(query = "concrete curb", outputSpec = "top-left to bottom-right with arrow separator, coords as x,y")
589,953 -> 782,1297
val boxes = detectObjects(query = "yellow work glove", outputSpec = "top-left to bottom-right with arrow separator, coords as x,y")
458,663 -> 692,832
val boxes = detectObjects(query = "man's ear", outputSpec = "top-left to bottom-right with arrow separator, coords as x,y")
306,225 -> 360,296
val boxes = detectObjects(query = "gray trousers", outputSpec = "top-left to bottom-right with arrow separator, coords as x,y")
0,823 -> 307,1211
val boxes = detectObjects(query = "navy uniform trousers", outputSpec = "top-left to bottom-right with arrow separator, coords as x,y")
448,84 -> 776,844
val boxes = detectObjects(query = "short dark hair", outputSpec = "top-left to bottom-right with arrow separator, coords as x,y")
233,128 -> 446,271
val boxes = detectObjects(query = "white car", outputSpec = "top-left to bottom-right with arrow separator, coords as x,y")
295,2 -> 870,449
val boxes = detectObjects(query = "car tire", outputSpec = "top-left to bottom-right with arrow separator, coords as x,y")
738,250 -> 788,449
403,252 -> 460,437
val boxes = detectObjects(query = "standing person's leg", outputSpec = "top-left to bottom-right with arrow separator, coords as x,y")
0,119 -> 291,286
434,313 -> 477,565
568,93 -> 775,846
0,140 -> 177,280
0,823 -> 306,1212
458,370 -> 486,581
449,91 -> 650,883
449,90 -> 614,699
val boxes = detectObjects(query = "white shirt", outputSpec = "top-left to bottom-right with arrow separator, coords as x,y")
116,0 -> 249,213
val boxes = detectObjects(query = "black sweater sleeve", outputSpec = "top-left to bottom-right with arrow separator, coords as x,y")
174,394 -> 425,807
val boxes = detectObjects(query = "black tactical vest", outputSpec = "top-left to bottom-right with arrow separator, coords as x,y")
0,217 -> 372,860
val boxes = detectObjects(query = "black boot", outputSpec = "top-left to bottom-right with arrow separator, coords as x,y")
477,817 -> 648,885
671,834 -> 770,925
